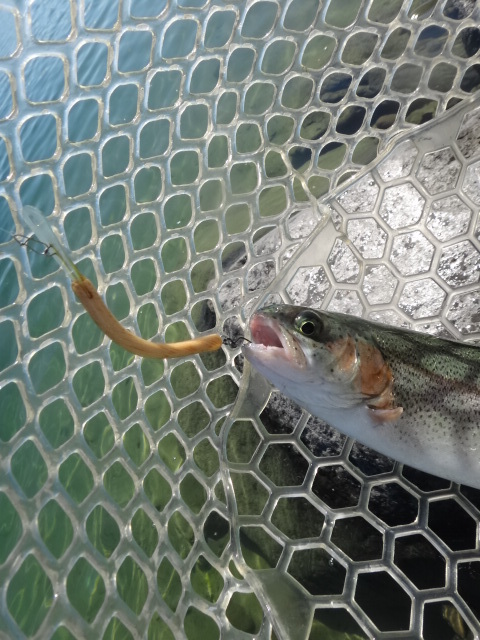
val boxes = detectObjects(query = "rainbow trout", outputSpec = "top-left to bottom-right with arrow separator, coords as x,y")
243,305 -> 480,489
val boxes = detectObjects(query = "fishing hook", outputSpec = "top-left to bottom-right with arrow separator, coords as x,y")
223,335 -> 252,348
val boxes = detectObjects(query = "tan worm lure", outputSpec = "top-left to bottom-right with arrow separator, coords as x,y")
71,275 -> 222,358
22,205 -> 222,359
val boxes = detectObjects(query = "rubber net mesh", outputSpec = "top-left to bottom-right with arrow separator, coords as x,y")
0,1 -> 479,639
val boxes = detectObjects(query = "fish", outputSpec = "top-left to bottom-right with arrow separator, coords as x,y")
242,304 -> 480,489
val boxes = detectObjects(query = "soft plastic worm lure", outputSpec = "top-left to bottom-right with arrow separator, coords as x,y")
21,206 -> 223,358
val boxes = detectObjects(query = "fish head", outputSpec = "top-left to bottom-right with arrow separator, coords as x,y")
243,304 -> 401,421
242,304 -> 355,389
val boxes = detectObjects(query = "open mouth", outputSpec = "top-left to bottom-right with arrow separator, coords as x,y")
243,311 -> 306,367
250,314 -> 283,348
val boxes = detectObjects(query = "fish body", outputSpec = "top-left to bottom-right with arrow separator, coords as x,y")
243,305 -> 480,489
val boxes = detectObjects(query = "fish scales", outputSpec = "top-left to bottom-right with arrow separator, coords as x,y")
243,305 -> 480,489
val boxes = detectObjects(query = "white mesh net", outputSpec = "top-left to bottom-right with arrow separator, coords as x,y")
0,0 -> 479,639
224,96 -> 480,640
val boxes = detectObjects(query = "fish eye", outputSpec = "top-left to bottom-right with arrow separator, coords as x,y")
296,311 -> 322,336
300,320 -> 315,335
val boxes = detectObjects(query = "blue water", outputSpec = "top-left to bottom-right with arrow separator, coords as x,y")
0,0 -> 152,239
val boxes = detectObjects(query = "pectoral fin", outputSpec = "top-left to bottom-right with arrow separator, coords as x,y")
353,338 -> 403,424
367,405 -> 404,424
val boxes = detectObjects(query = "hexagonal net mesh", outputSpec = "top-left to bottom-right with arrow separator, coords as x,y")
0,0 -> 479,638
224,96 -> 480,640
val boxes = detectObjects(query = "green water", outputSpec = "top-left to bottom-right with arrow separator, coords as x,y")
66,558 -> 106,622
0,493 -> 23,564
11,440 -> 48,498
0,382 -> 26,442
72,361 -> 105,407
123,423 -> 151,465
112,376 -> 138,419
84,412 -> 114,458
7,554 -> 54,636
86,505 -> 121,558
183,607 -> 220,640
131,508 -> 158,557
39,500 -> 74,558
59,453 -> 94,504
180,473 -> 207,514
104,461 -> 136,507
193,439 -> 219,478
117,556 -> 149,614
28,342 -> 66,394
157,557 -> 182,612
143,468 -> 172,512
190,555 -> 224,603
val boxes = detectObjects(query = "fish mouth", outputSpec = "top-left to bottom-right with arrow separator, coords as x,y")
242,311 -> 306,368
